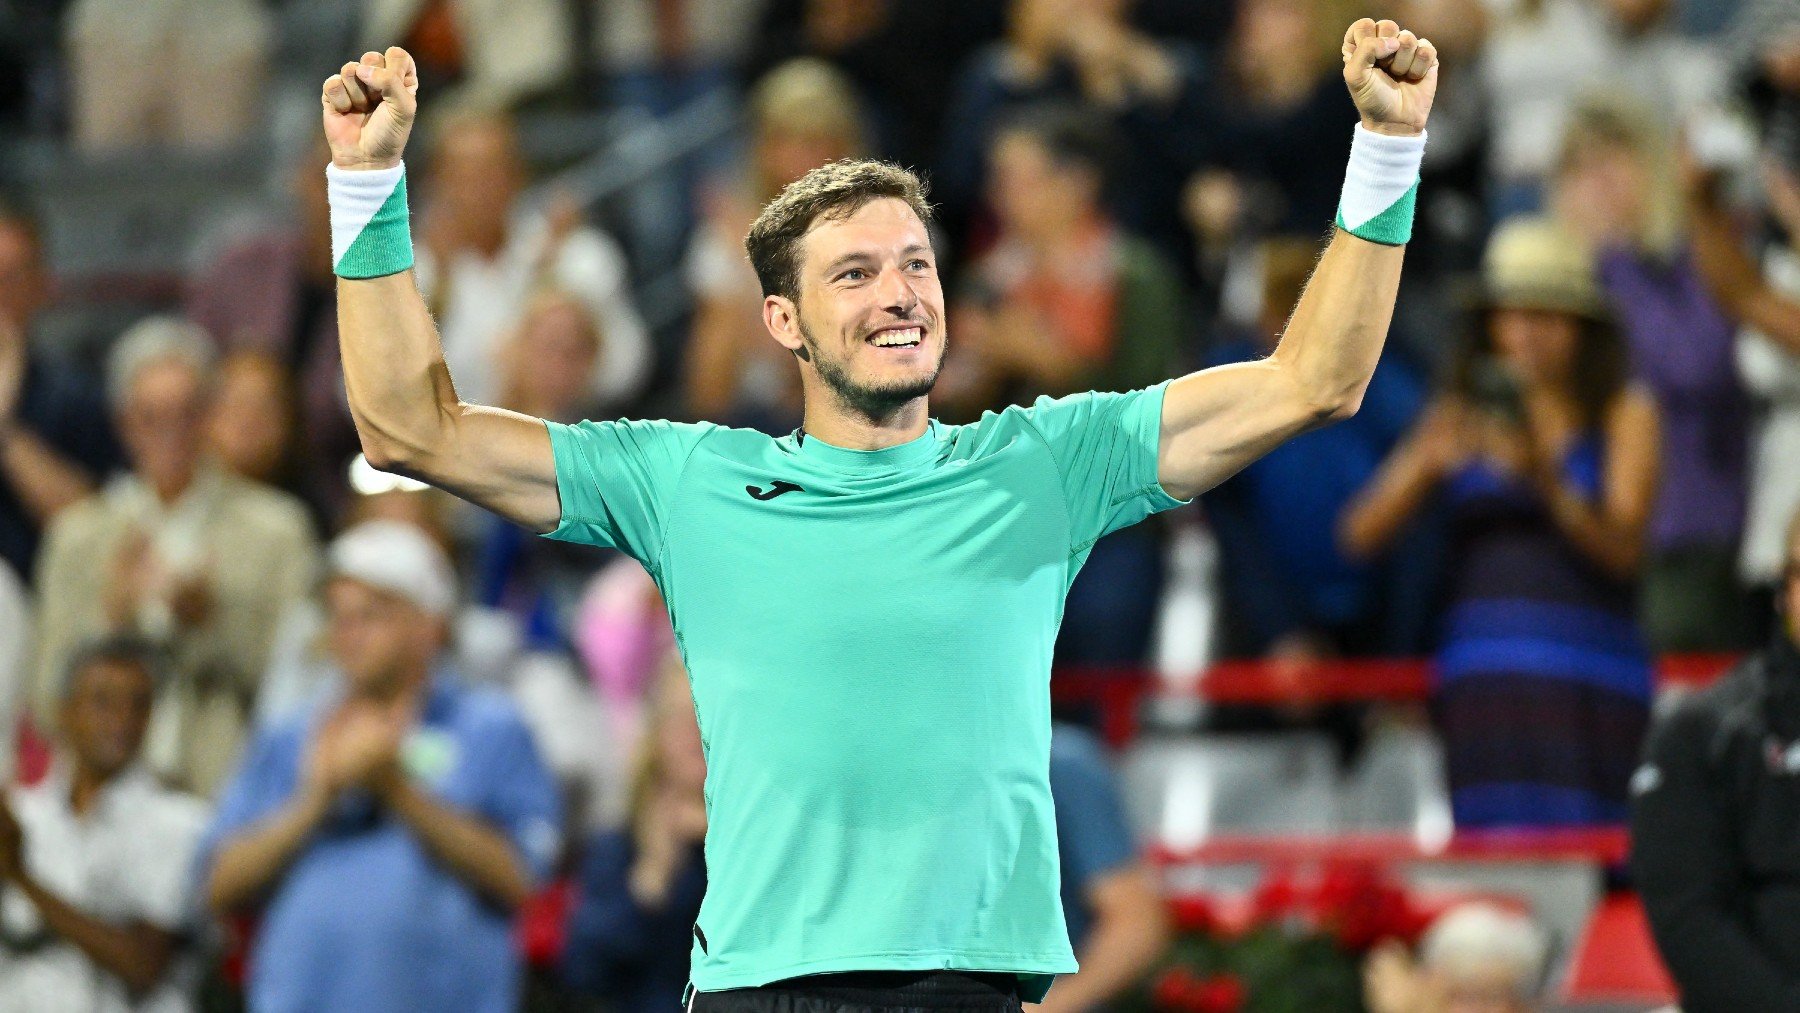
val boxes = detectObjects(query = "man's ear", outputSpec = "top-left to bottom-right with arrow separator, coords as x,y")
764,295 -> 804,354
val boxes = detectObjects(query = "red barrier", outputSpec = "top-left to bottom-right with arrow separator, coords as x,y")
1147,826 -> 1632,868
1053,653 -> 1742,748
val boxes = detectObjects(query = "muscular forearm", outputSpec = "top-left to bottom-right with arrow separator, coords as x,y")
206,788 -> 330,913
337,271 -> 461,473
1269,228 -> 1405,419
0,425 -> 95,523
17,875 -> 176,993
375,772 -> 532,909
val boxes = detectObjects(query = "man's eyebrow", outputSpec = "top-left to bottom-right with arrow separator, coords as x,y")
821,251 -> 878,275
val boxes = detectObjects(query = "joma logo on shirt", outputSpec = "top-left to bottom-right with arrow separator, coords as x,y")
746,480 -> 804,501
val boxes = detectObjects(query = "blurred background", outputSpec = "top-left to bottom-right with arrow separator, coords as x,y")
1,0 -> 1797,1010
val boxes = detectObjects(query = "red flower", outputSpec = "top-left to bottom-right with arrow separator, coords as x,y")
1194,974 -> 1246,1013
1169,895 -> 1219,934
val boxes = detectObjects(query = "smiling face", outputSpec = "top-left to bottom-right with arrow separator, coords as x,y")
765,197 -> 948,419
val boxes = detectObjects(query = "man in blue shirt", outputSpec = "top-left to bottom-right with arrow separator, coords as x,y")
197,520 -> 561,1013
1044,723 -> 1171,1013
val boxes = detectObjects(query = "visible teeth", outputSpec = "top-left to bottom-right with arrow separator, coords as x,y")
871,327 -> 922,347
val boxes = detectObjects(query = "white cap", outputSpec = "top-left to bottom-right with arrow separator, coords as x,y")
326,520 -> 457,617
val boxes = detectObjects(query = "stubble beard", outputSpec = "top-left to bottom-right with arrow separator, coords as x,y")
800,317 -> 947,423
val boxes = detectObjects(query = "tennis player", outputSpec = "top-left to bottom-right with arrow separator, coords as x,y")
319,18 -> 1436,1013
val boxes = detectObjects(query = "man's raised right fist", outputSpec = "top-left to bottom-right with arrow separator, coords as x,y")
322,47 -> 418,171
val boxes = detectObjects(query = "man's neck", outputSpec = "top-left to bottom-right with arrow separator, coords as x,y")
799,394 -> 931,451
68,763 -> 119,817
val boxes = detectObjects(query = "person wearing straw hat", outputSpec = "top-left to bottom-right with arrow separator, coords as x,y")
1343,216 -> 1662,828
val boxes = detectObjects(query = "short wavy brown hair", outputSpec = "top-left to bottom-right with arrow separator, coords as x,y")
744,159 -> 933,302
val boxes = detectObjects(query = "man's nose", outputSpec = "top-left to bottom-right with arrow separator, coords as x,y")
872,265 -> 918,315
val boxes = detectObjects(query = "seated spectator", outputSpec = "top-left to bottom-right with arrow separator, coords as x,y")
0,637 -> 210,1011
1364,903 -> 1550,1013
1191,0 -> 1362,237
414,109 -> 650,412
1553,93 -> 1754,651
206,350 -> 303,503
200,520 -> 561,1013
32,318 -> 319,797
1684,96 -> 1800,631
187,138 -> 362,523
944,103 -> 1185,415
1632,505 -> 1800,1012
0,562 -> 24,783
1204,236 -> 1427,660
685,58 -> 868,433
0,204 -> 119,577
750,0 -> 1005,170
62,0 -> 270,152
563,655 -> 707,1013
934,0 -> 1209,254
944,104 -> 1186,668
1341,218 -> 1660,828
1479,0 -> 1724,218
1041,722 -> 1171,1013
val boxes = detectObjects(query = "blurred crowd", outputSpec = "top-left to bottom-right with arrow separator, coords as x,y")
2,0 -> 1799,1009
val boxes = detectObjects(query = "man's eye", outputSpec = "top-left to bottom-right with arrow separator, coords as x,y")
840,268 -> 867,282
906,259 -> 931,271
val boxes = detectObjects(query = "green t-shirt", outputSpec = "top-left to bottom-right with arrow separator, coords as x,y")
543,383 -> 1188,1003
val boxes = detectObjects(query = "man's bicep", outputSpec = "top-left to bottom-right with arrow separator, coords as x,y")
427,406 -> 562,534
1157,360 -> 1323,500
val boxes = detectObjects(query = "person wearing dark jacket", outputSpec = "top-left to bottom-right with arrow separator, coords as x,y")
1632,508 -> 1800,1012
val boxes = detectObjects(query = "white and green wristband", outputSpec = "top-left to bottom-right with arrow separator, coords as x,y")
1334,124 -> 1427,246
326,161 -> 414,279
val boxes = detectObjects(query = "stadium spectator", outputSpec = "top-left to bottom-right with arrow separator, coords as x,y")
563,655 -> 707,1013
414,109 -> 651,413
1479,0 -> 1724,218
1684,68 -> 1800,629
31,318 -> 318,798
934,0 -> 1209,254
1189,0 -> 1363,238
1632,506 -> 1800,1012
205,351 -> 302,500
750,0 -> 1005,170
572,557 -> 676,773
685,58 -> 867,433
62,0 -> 270,152
945,103 -> 1186,668
0,562 -> 28,785
186,139 -> 363,523
1553,94 -> 1754,651
358,0 -> 572,110
1341,218 -> 1660,828
1364,902 -> 1549,1013
0,206 -> 119,577
1203,235 -> 1427,660
200,520 -> 561,1013
0,636 -> 209,1012
1040,722 -> 1171,1013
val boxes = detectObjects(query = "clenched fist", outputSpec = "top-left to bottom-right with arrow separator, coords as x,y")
1341,18 -> 1438,137
322,46 -> 419,171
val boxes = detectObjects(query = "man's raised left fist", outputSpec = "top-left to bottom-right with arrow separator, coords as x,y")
1341,18 -> 1438,137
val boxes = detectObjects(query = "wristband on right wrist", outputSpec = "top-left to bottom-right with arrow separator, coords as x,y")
326,161 -> 414,279
1335,124 -> 1427,246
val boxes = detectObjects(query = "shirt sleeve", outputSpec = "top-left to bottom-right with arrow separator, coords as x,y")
541,418 -> 716,567
1048,725 -> 1138,887
192,724 -> 298,899
135,797 -> 210,932
1017,383 -> 1192,553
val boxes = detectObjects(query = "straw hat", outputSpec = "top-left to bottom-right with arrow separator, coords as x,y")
1476,217 -> 1611,321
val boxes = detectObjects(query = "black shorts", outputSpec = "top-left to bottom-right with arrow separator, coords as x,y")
685,970 -> 1024,1013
